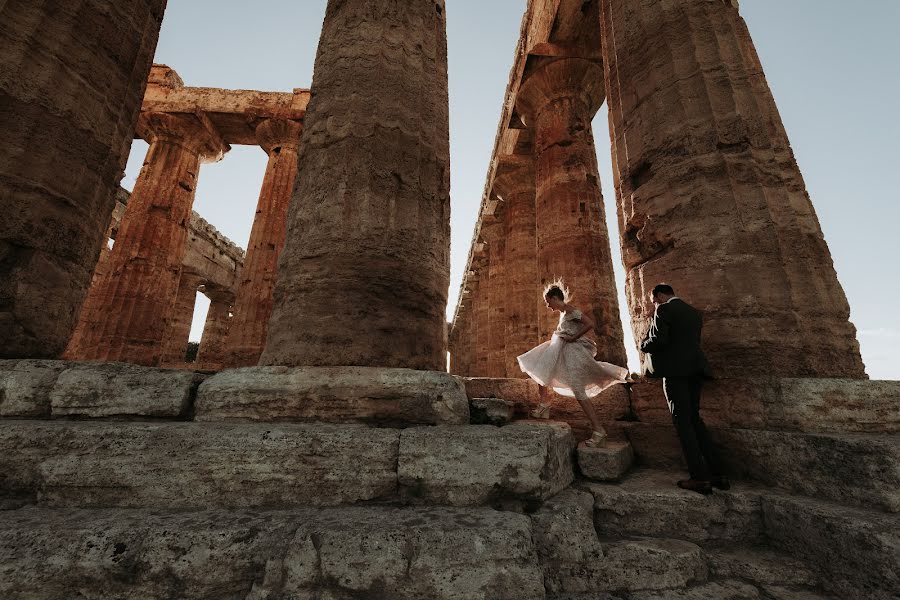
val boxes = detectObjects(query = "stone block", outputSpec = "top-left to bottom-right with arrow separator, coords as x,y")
707,548 -> 818,588
462,377 -> 541,410
577,441 -> 634,481
0,505 -> 545,600
586,470 -> 764,544
774,378 -> 900,434
714,428 -> 900,512
0,421 -> 399,508
196,366 -> 469,425
470,397 -> 515,425
621,422 -> 687,469
628,379 -> 670,425
49,362 -> 204,419
542,384 -> 630,442
630,581 -> 762,600
398,422 -> 574,506
0,360 -> 71,418
762,493 -> 900,600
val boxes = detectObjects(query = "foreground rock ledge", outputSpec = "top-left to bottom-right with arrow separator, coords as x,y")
195,366 -> 470,426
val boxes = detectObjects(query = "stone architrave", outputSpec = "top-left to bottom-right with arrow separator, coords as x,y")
493,155 -> 540,377
0,1 -> 167,359
70,112 -> 228,366
160,273 -> 201,365
196,290 -> 233,366
224,119 -> 302,367
516,58 -> 628,367
481,218 -> 507,378
598,0 -> 865,377
260,0 -> 451,370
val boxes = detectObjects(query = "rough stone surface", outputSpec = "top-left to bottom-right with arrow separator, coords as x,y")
261,0 -> 451,370
531,489 -> 707,594
621,422 -> 688,470
48,362 -> 204,420
195,366 -> 469,426
470,397 -> 515,425
0,505 -> 545,600
0,0 -> 167,359
715,428 -> 900,512
398,423 -> 574,506
586,470 -> 764,544
0,359 -> 70,418
599,0 -> 865,378
630,581 -> 762,600
0,422 -> 399,509
707,548 -> 818,588
195,290 -> 233,366
762,493 -> 900,600
577,441 -> 634,481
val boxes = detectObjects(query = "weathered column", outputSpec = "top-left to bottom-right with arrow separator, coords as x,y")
260,0 -> 451,370
471,270 -> 491,377
71,112 -> 227,365
224,119 -> 302,367
449,297 -> 475,376
516,58 -> 628,367
599,0 -> 865,377
0,1 -> 167,358
197,290 -> 233,366
160,272 -> 201,365
481,218 -> 507,378
493,155 -> 540,377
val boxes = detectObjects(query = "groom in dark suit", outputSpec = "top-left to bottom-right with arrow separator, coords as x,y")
640,284 -> 727,494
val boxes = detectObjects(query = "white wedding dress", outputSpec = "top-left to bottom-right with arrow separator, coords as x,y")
517,309 -> 628,398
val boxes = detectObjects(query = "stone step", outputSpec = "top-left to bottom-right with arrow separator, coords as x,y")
706,547 -> 819,588
0,505 -> 545,600
621,422 -> 900,512
0,420 -> 573,510
576,440 -> 634,481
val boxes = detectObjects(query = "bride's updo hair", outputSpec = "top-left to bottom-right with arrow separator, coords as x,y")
543,279 -> 569,302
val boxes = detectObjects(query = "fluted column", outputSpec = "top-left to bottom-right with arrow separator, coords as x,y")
0,0 -> 167,358
197,290 -> 233,366
471,265 -> 490,377
160,272 -> 201,365
481,218 -> 507,378
260,0 -> 451,370
224,119 -> 302,367
493,155 -> 540,377
599,0 -> 864,377
70,112 -> 227,365
449,297 -> 475,376
516,58 -> 628,367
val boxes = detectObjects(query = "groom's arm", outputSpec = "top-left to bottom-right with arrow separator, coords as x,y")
640,305 -> 671,353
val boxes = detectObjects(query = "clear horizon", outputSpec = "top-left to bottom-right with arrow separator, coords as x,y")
122,0 -> 899,379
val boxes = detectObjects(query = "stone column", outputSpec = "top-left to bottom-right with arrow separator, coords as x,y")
70,112 -> 227,366
599,0 -> 865,377
197,290 -> 233,366
224,119 -> 302,367
0,0 -> 167,358
449,298 -> 474,376
481,218 -> 507,378
160,272 -> 201,365
260,0 -> 451,370
471,270 -> 491,377
493,155 -> 540,377
516,59 -> 628,367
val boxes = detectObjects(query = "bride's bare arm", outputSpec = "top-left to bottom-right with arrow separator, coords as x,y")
566,312 -> 594,342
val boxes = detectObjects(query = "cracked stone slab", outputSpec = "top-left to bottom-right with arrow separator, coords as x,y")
0,505 -> 545,600
195,366 -> 469,426
577,440 -> 634,481
398,422 -> 574,506
49,362 -> 205,419
0,359 -> 71,418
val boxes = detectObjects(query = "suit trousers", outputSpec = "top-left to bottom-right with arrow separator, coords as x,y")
663,375 -> 723,480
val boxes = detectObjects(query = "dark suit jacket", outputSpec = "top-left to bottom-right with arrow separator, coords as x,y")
640,299 -> 712,378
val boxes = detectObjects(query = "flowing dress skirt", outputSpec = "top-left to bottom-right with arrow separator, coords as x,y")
517,335 -> 628,398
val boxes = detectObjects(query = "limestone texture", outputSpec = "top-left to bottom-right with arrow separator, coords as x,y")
469,397 -> 515,425
70,112 -> 228,366
0,359 -> 70,418
195,289 -> 233,366
598,0 -> 864,378
398,423 -> 574,506
516,58 -> 627,366
577,440 -> 634,481
0,0 -> 167,359
160,272 -> 201,364
0,506 -> 545,600
195,366 -> 469,426
261,0 -> 451,369
224,119 -> 301,367
48,362 -> 204,420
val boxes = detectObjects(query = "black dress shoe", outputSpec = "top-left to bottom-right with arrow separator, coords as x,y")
711,476 -> 731,490
677,479 -> 712,495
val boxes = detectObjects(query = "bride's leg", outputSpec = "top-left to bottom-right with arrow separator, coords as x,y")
571,377 -> 606,443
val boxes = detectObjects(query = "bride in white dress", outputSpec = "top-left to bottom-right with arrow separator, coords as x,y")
517,281 -> 628,447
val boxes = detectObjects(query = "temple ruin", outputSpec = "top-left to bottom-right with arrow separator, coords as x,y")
0,1 -> 896,599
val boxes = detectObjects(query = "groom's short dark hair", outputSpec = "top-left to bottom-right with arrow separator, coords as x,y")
652,284 -> 675,297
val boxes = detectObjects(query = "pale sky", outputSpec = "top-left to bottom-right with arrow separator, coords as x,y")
124,0 -> 900,379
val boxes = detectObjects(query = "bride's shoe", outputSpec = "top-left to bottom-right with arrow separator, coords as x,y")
530,402 -> 550,419
582,430 -> 607,448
